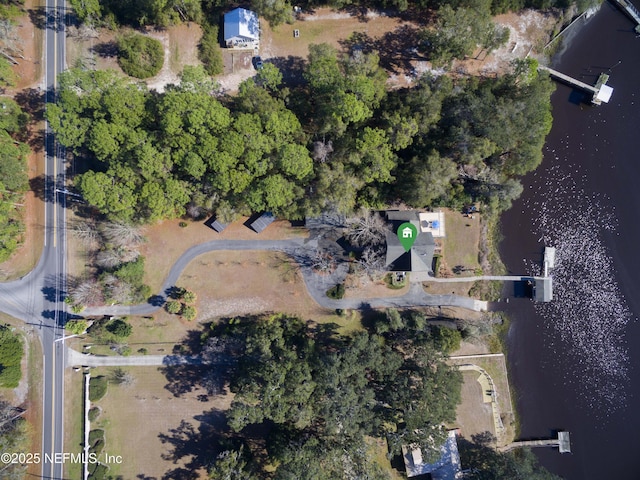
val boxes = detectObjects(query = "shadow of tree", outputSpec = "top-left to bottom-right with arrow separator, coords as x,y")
28,5 -> 67,32
158,410 -> 232,479
14,88 -> 46,150
268,55 -> 306,88
339,25 -> 427,74
91,41 -> 119,58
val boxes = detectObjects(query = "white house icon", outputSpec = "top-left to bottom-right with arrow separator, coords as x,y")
402,227 -> 413,238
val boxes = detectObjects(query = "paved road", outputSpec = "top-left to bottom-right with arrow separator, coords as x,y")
42,0 -> 67,477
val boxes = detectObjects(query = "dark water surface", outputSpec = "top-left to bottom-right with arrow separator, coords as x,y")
499,4 -> 640,479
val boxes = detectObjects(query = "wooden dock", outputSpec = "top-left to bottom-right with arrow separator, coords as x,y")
538,65 -> 613,105
499,431 -> 571,454
612,0 -> 640,33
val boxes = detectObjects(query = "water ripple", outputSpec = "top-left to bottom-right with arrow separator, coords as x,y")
523,160 -> 631,413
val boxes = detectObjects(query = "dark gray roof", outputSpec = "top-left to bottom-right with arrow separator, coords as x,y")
209,220 -> 227,233
385,230 -> 435,273
250,212 -> 275,233
386,210 -> 420,222
205,216 -> 227,233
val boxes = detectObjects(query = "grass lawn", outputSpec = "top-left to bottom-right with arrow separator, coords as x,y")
166,249 -> 355,327
139,218 -> 305,294
63,369 -> 85,480
448,355 -> 515,446
440,208 -> 482,276
89,366 -> 231,479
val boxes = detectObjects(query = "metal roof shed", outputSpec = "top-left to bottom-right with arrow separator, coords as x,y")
249,212 -> 275,233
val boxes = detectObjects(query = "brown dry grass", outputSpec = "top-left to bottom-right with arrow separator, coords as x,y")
169,249 -> 340,324
440,208 -> 481,276
453,370 -> 495,439
91,366 -> 231,479
449,355 -> 515,445
66,23 -> 203,91
261,8 -> 410,60
63,369 -> 84,480
139,218 -> 304,293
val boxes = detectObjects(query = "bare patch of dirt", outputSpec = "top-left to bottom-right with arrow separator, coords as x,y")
67,23 -> 204,92
452,9 -> 558,77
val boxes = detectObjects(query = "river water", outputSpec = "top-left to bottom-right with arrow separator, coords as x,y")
499,4 -> 640,479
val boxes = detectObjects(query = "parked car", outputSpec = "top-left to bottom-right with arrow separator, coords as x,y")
253,56 -> 264,69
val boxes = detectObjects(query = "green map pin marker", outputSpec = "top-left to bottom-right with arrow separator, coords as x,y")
397,222 -> 419,252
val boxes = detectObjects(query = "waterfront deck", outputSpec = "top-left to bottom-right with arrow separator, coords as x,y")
539,65 -> 613,105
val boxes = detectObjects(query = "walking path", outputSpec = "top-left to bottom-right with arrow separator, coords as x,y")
66,347 -> 205,367
82,238 -> 488,316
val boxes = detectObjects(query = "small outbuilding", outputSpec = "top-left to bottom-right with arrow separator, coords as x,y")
223,8 -> 260,49
402,430 -> 463,479
249,212 -> 275,233
205,216 -> 227,233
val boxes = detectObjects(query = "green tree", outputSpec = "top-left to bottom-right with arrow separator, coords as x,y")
68,0 -> 101,24
0,57 -> 16,87
198,25 -> 223,76
106,319 -> 132,338
165,300 -> 181,314
181,305 -> 197,321
0,397 -> 31,479
251,0 -> 293,25
400,151 -> 458,207
117,34 -> 164,79
65,319 -> 88,335
0,326 -> 22,388
182,290 -> 196,303
210,446 -> 258,480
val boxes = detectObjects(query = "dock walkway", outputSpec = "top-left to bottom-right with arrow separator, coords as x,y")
538,65 -> 597,94
613,0 -> 640,32
538,65 -> 613,105
499,431 -> 571,454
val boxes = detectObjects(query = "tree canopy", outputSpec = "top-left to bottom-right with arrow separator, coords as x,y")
208,313 -> 462,478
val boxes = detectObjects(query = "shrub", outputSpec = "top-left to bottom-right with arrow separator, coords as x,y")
89,462 -> 108,480
432,254 -> 443,277
114,256 -> 145,285
89,376 -> 108,402
181,305 -> 197,321
198,25 -> 223,76
65,319 -> 88,335
88,407 -> 101,422
137,347 -> 148,355
182,290 -> 196,303
106,319 -> 132,338
117,34 -> 164,79
326,283 -> 345,299
0,326 -> 22,388
166,300 -> 182,314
